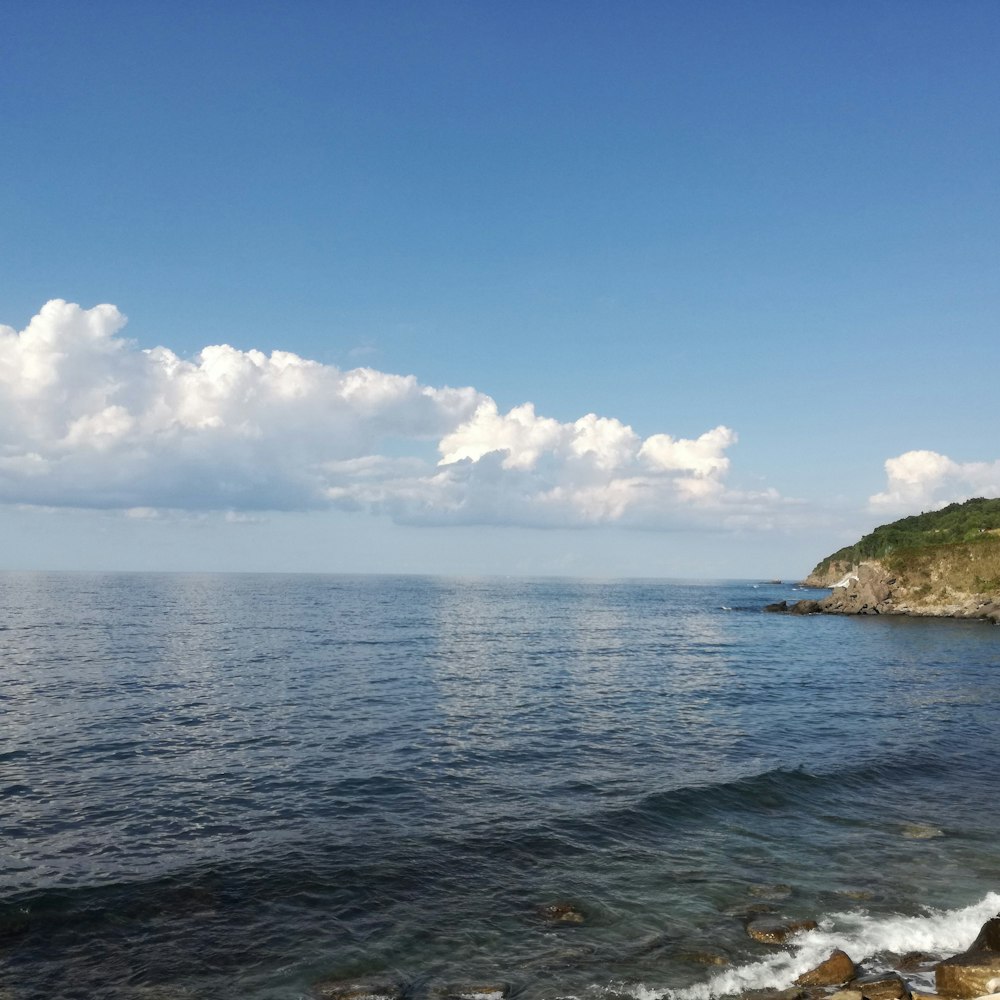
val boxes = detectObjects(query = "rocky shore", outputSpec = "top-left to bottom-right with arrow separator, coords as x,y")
308,910 -> 1000,1000
765,562 -> 1000,624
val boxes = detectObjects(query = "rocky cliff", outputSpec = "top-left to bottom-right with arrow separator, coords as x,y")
781,499 -> 1000,622
801,559 -> 854,588
771,545 -> 1000,623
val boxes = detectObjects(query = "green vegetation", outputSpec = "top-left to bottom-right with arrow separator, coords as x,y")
882,536 -> 1000,598
810,497 -> 1000,579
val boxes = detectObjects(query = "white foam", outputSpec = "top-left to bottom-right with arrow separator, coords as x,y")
617,892 -> 1000,1000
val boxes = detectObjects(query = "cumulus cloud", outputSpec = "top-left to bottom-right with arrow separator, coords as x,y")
870,449 -> 1000,513
0,300 -> 784,529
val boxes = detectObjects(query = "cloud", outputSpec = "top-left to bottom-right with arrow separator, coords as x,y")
0,300 -> 786,529
870,449 -> 1000,513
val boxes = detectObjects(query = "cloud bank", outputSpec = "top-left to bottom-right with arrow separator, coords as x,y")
870,449 -> 1000,514
0,300 -> 784,529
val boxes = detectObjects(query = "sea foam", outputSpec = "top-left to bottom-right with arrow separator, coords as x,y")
621,892 -> 1000,1000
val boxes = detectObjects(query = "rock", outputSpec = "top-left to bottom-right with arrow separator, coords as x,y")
936,955 -> 1000,997
889,951 -> 938,973
828,991 -> 863,1000
936,916 -> 1000,997
967,917 -> 1000,953
765,601 -> 790,613
432,984 -> 510,1000
819,563 -> 895,615
750,884 -> 794,900
901,824 -> 944,840
520,943 -> 599,971
746,918 -> 818,944
538,902 -> 585,924
796,950 -> 858,986
312,978 -> 405,1000
726,901 -> 778,919
852,971 -> 911,1000
679,950 -> 730,966
836,889 -> 876,902
741,989 -> 807,1000
789,600 -> 822,615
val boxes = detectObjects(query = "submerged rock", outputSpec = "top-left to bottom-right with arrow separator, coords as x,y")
936,915 -> 1000,997
679,950 -> 731,967
795,949 -> 857,986
836,889 -> 876,902
432,983 -> 510,1000
520,943 -> 599,971
537,902 -> 586,925
901,824 -> 944,840
745,917 -> 818,944
312,977 -> 406,1000
750,884 -> 794,900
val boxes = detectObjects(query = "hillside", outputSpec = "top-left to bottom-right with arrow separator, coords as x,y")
770,497 -> 1000,622
804,497 -> 1000,587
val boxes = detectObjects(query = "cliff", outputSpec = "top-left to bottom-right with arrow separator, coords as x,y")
804,497 -> 1000,583
772,498 -> 1000,623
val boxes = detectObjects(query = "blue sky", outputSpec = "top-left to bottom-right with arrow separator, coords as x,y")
1,0 -> 998,577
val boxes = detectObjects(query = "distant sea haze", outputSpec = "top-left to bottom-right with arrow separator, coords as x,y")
2,572 -> 998,999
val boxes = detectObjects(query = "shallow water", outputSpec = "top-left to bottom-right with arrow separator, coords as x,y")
1,573 -> 998,999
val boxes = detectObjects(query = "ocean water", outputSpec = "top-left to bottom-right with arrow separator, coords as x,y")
1,572 -> 999,1000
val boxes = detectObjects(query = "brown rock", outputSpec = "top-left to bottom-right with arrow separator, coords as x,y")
313,978 -> 405,1000
936,914 -> 1000,997
796,950 -> 857,987
891,952 -> 937,973
828,991 -> 863,1000
746,918 -> 818,944
852,971 -> 910,1000
935,953 -> 1000,997
538,902 -> 585,924
741,989 -> 807,1000
432,985 -> 510,1000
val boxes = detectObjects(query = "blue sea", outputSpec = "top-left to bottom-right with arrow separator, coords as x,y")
2,573 -> 999,1000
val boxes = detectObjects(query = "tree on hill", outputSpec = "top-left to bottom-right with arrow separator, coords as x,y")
811,497 -> 1000,577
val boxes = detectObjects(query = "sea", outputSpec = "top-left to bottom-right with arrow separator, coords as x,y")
2,572 -> 999,1000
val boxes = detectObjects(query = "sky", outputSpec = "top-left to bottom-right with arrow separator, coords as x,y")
1,0 -> 998,578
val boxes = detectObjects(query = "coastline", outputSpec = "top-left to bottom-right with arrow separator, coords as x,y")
308,896 -> 1000,1000
766,562 -> 1000,624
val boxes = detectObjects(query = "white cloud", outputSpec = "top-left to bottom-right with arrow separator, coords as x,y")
0,300 -> 483,511
0,300 -> 786,530
870,449 -> 1000,513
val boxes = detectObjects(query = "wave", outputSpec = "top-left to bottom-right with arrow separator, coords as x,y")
615,892 -> 1000,1000
583,754 -> 952,840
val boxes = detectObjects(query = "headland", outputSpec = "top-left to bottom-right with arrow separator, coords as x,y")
767,498 -> 1000,623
